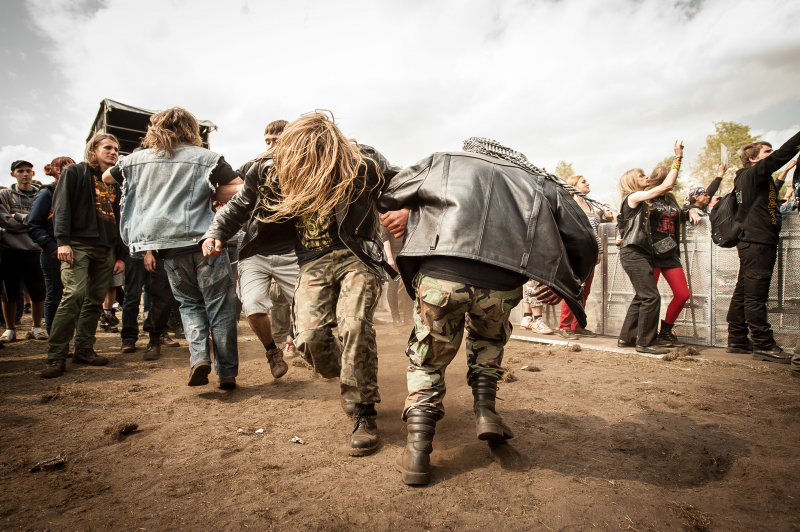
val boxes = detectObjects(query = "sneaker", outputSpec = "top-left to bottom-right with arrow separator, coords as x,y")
99,315 -> 118,333
120,340 -> 137,353
557,329 -> 578,340
0,329 -> 17,343
40,359 -> 66,379
103,312 -> 119,326
219,376 -> 236,390
573,328 -> 598,338
284,341 -> 297,358
72,348 -> 109,366
530,317 -> 553,335
143,341 -> 161,361
160,333 -> 180,347
188,361 -> 212,386
266,347 -> 288,378
519,316 -> 533,330
27,327 -> 48,340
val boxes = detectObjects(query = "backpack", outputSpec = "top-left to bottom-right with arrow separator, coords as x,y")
709,190 -> 743,247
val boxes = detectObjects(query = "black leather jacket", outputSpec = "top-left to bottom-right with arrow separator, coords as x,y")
204,155 -> 296,262
205,146 -> 400,280
376,151 -> 598,326
619,193 -> 693,257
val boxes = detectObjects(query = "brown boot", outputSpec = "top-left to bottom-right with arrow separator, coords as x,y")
470,373 -> 514,441
266,346 -> 288,378
395,409 -> 437,485
350,403 -> 379,457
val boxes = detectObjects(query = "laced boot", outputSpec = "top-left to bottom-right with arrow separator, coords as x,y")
470,373 -> 514,441
350,403 -> 379,457
395,409 -> 437,485
658,320 -> 685,347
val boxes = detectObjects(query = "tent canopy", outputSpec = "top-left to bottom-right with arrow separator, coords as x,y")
87,99 -> 217,155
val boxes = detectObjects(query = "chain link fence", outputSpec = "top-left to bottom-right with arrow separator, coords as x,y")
514,216 -> 800,352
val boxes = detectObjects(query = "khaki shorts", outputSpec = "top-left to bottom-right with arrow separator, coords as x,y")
236,251 -> 300,317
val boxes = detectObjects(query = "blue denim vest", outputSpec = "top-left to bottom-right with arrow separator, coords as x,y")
118,145 -> 221,253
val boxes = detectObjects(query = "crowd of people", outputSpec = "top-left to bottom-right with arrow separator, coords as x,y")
2,107 -> 798,486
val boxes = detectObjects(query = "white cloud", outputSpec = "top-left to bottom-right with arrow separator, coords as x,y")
11,0 -> 800,208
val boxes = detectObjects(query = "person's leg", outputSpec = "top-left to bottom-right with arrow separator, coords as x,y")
386,277 -> 401,323
740,243 -> 779,350
74,246 -> 115,351
661,268 -> 690,323
140,256 -> 176,358
559,270 -> 594,332
195,252 -> 239,380
0,249 -> 23,338
293,254 -> 340,379
163,253 -> 212,384
120,256 -> 145,349
726,248 -> 749,348
40,252 -> 63,333
18,251 -> 46,329
619,249 -> 660,348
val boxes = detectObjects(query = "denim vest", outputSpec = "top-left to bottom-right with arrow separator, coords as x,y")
118,145 -> 221,253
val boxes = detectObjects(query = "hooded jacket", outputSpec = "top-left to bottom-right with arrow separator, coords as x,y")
0,183 -> 41,252
376,151 -> 598,326
27,182 -> 57,254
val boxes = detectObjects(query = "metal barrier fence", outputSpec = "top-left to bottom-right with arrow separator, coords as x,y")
513,216 -> 800,352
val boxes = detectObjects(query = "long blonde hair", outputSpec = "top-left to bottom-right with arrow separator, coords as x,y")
619,168 -> 644,200
260,112 -> 381,222
142,107 -> 203,157
84,134 -> 119,170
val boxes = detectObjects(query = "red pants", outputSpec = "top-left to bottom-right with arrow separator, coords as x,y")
559,270 -> 594,330
653,267 -> 690,324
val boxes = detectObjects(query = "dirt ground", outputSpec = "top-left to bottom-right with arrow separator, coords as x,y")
1,313 -> 799,532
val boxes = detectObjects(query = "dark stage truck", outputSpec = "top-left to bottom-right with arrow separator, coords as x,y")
87,99 -> 217,155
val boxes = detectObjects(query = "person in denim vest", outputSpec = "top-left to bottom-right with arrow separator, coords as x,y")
103,107 -> 243,389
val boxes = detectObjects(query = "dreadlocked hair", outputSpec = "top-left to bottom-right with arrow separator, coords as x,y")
258,111 -> 381,223
142,107 -> 203,158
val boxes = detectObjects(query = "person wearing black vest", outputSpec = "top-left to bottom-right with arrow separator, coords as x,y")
616,141 -> 685,354
726,131 -> 800,363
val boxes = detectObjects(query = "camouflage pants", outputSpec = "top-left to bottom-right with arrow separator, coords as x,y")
403,273 -> 523,420
293,249 -> 382,405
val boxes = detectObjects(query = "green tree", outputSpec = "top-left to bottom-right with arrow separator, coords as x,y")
554,160 -> 574,180
691,121 -> 759,193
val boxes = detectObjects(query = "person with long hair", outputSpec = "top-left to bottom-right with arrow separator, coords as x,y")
27,156 -> 75,333
556,175 -> 614,339
616,141 -> 693,354
209,111 -> 400,456
104,107 -> 243,386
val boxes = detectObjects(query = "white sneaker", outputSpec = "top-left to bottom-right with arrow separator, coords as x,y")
284,342 -> 297,358
520,316 -> 533,329
530,317 -> 554,335
27,327 -> 49,340
0,329 -> 16,343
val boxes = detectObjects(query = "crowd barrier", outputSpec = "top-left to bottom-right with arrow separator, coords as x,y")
513,216 -> 800,353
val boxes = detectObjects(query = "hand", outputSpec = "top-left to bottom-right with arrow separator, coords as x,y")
202,238 -> 224,257
112,260 -> 125,274
533,284 -> 562,306
674,140 -> 684,157
689,209 -> 702,225
788,159 -> 798,169
717,164 -> 727,177
616,236 -> 622,246
380,209 -> 409,238
144,251 -> 157,273
57,245 -> 73,265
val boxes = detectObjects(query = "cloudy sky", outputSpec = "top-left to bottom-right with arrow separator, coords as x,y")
1,0 -> 799,205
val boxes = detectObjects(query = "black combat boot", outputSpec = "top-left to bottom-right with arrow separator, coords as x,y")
658,320 -> 685,347
350,403 -> 379,457
395,409 -> 438,485
470,373 -> 514,441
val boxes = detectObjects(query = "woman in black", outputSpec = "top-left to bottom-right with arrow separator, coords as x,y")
616,141 -> 689,354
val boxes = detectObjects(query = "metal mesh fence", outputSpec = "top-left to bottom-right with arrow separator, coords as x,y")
512,216 -> 800,352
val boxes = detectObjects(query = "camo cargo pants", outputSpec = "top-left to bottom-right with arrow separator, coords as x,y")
403,273 -> 523,419
293,249 -> 382,405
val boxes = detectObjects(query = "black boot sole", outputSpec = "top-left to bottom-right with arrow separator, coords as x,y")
394,452 -> 430,485
752,354 -> 791,364
477,419 -> 514,441
188,363 -> 211,386
349,439 -> 379,457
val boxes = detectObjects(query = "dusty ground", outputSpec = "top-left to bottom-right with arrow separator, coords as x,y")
1,313 -> 799,532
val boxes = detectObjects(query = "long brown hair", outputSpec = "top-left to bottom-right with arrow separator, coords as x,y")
142,107 -> 203,157
84,134 -> 119,169
646,166 -> 675,202
259,111 -> 381,222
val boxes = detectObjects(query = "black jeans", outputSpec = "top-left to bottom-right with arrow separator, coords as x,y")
726,241 -> 777,348
619,247 -> 660,347
121,255 -> 176,343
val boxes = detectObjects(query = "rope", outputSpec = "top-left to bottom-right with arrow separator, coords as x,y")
462,137 -> 605,210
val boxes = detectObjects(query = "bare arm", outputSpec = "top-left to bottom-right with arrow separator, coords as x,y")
102,167 -> 116,184
213,179 -> 244,203
628,141 -> 684,209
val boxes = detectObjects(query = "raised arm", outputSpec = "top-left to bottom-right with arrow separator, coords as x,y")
627,141 -> 684,208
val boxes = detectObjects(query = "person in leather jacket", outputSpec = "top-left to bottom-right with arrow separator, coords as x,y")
376,141 -> 597,485
616,141 -> 689,355
205,112 -> 400,457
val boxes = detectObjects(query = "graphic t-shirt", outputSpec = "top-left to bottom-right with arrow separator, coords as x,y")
294,210 -> 347,266
74,169 -> 117,248
648,195 -> 681,268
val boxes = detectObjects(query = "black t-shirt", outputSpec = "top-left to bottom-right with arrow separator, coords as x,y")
74,169 -> 118,248
294,210 -> 348,267
111,156 -> 240,258
419,256 -> 528,291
